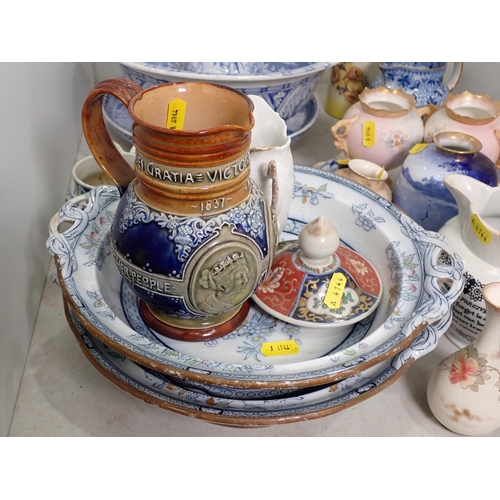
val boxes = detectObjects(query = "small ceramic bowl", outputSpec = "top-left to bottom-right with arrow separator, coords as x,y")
119,62 -> 332,121
71,150 -> 135,198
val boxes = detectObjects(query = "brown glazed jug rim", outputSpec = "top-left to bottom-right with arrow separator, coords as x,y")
127,81 -> 255,135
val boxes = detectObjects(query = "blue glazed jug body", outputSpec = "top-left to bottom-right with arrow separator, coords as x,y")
393,132 -> 498,231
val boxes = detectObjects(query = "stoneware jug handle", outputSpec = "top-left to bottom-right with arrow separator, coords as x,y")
81,78 -> 143,195
330,115 -> 359,157
445,62 -> 464,91
47,186 -> 120,283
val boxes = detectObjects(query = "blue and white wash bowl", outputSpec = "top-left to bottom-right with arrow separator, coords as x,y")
119,62 -> 332,122
47,166 -> 464,397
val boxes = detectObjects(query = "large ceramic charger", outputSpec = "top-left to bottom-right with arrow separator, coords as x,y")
64,298 -> 451,427
48,166 -> 463,391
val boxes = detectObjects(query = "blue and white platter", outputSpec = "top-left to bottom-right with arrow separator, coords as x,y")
47,166 -> 464,392
65,297 -> 440,426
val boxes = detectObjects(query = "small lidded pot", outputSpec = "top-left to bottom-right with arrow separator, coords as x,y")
253,216 -> 382,337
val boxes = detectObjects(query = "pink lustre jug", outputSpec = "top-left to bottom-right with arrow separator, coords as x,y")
81,78 -> 277,342
424,90 -> 500,167
331,86 -> 430,170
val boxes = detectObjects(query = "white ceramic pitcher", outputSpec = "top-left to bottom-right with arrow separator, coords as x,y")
249,95 -> 294,237
439,173 -> 500,348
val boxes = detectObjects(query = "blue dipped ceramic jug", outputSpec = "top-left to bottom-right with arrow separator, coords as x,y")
392,132 -> 498,232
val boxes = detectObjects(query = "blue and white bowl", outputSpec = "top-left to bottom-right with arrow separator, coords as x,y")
47,166 -> 464,394
119,62 -> 332,122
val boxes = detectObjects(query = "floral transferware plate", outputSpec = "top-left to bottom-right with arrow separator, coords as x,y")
48,166 -> 463,390
102,94 -> 318,147
65,298 -> 427,426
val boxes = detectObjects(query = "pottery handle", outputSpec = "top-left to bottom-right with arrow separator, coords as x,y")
331,115 -> 359,157
417,238 -> 464,326
81,78 -> 143,195
444,62 -> 464,92
47,187 -> 120,283
266,160 -> 280,231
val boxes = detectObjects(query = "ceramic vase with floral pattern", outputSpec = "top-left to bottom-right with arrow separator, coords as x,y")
324,63 -> 366,119
427,282 -> 500,436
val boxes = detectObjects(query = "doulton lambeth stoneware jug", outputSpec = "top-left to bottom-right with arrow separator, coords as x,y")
82,79 -> 277,342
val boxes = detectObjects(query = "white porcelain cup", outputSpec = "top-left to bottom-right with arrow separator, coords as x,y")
71,150 -> 135,198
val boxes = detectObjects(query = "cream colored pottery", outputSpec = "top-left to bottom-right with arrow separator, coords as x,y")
427,282 -> 500,436
335,159 -> 392,201
324,62 -> 366,119
439,174 -> 500,348
331,87 -> 429,171
424,91 -> 500,167
249,95 -> 294,236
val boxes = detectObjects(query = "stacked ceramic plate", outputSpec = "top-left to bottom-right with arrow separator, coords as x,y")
47,166 -> 464,427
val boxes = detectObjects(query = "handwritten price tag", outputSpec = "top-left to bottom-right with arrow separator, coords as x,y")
470,213 -> 492,244
409,143 -> 429,154
166,99 -> 186,130
261,340 -> 300,357
324,272 -> 347,310
362,121 -> 375,147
